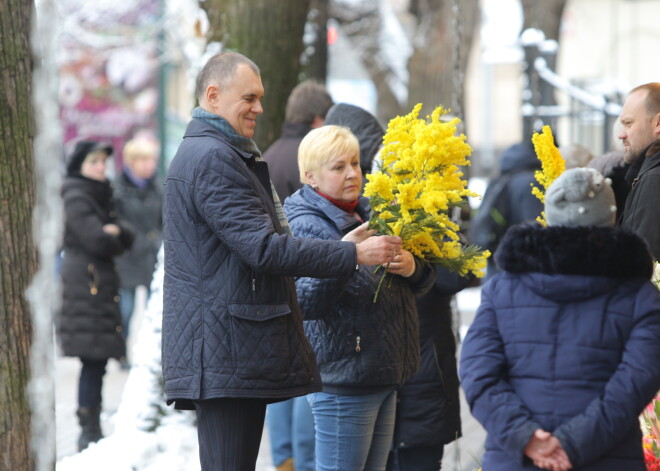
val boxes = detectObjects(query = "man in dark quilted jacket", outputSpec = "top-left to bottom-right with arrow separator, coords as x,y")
162,51 -> 403,471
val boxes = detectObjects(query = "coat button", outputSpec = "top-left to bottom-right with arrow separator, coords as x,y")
399,442 -> 406,447
116,325 -> 123,333
114,296 -> 120,303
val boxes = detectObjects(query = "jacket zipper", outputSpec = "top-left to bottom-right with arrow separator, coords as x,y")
355,334 -> 361,352
251,270 -> 256,292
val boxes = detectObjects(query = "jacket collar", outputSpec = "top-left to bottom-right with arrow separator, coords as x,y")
285,185 -> 370,235
184,118 -> 256,163
494,223 -> 653,279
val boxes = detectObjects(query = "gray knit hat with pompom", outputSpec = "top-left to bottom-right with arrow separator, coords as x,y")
544,167 -> 617,227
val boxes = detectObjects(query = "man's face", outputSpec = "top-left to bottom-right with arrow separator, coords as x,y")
211,64 -> 264,139
619,90 -> 658,164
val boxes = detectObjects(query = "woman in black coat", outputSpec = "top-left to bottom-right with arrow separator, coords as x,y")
58,140 -> 134,451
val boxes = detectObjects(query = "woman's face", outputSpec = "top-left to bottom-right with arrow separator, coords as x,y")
80,151 -> 109,182
308,152 -> 362,202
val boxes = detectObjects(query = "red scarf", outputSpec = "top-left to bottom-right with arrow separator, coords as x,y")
316,190 -> 360,215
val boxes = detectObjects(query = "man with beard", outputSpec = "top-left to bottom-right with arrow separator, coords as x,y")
618,82 -> 660,261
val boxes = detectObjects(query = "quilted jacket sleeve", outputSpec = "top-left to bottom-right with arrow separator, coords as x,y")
194,149 -> 356,278
552,281 -> 660,466
459,279 -> 542,465
289,215 -> 353,321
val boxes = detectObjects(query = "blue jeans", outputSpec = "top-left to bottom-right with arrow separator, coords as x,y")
119,287 -> 136,340
308,390 -> 397,471
266,397 -> 316,470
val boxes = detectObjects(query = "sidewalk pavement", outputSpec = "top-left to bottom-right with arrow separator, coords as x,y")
56,287 -> 485,470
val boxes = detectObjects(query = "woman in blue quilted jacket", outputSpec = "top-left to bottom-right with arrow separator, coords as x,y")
460,167 -> 660,471
284,125 -> 434,471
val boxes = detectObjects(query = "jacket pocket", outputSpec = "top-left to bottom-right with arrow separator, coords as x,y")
227,303 -> 292,381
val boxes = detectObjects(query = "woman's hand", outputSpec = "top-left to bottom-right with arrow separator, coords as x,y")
385,249 -> 416,277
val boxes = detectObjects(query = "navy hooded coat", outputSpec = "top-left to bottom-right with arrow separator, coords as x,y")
460,223 -> 660,471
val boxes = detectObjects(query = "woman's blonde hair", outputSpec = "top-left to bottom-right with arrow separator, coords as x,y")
298,125 -> 360,184
123,137 -> 159,164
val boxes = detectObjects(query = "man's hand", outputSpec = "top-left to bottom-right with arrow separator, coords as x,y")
102,223 -> 120,236
355,234 -> 402,266
385,249 -> 416,277
524,429 -> 572,471
342,222 -> 377,244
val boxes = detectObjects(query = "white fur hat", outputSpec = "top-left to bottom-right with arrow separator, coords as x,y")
544,168 -> 617,227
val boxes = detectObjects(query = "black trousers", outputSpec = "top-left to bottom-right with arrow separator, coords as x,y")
387,445 -> 445,471
194,398 -> 269,471
78,358 -> 107,408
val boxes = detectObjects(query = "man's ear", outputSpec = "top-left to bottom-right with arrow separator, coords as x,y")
205,85 -> 219,106
310,115 -> 324,129
653,112 -> 660,135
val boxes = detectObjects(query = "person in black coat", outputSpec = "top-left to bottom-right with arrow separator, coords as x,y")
114,136 -> 162,367
58,140 -> 134,450
387,266 -> 471,471
263,80 -> 333,202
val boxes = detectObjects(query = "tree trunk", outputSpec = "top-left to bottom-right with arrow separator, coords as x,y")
303,0 -> 329,82
0,1 -> 36,470
407,0 -> 480,128
331,0 -> 403,122
521,0 -> 567,41
200,0 -> 312,151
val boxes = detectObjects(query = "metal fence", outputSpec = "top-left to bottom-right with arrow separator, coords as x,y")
520,28 -> 624,156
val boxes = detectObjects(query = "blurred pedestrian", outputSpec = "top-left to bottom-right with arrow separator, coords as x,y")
468,141 -> 543,278
386,266 -> 471,471
114,136 -> 162,368
323,102 -> 385,182
618,82 -> 660,260
587,150 -> 629,221
162,51 -> 402,471
262,79 -> 333,471
264,80 -> 333,202
461,168 -> 660,471
57,140 -> 134,451
284,125 -> 434,471
559,143 -> 593,169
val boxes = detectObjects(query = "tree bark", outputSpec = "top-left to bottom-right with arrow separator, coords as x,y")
407,0 -> 480,128
0,0 -> 36,470
331,0 -> 403,122
521,0 -> 568,41
200,0 -> 312,151
302,0 -> 329,82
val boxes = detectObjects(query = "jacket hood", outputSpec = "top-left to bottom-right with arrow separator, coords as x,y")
494,223 -> 653,301
499,143 -> 540,174
284,185 -> 369,235
324,103 -> 384,173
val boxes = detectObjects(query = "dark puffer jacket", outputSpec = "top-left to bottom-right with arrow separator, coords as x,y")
460,223 -> 660,471
162,119 -> 359,409
58,176 -> 134,360
114,172 -> 162,288
391,266 -> 470,450
284,185 -> 435,394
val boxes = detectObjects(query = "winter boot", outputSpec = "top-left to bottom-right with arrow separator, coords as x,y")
77,406 -> 103,451
276,457 -> 295,471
